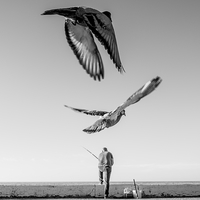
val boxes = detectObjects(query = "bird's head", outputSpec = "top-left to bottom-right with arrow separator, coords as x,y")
121,110 -> 126,116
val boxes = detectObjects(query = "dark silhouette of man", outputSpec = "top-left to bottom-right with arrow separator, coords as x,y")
98,147 -> 114,198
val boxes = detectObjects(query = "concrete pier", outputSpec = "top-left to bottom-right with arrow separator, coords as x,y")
0,182 -> 199,198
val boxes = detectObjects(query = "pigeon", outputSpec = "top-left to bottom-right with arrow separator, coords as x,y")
42,6 -> 124,81
64,76 -> 162,133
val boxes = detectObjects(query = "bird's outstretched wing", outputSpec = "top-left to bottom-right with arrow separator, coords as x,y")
111,76 -> 162,115
41,8 -> 78,18
83,118 -> 107,133
65,19 -> 104,81
83,13 -> 125,73
64,105 -> 108,116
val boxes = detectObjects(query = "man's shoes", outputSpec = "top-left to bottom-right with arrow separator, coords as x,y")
104,195 -> 108,199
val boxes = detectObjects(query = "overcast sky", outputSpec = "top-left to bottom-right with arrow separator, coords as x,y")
0,0 -> 200,182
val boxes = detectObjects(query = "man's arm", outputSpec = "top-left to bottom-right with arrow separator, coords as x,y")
98,153 -> 104,171
110,153 -> 114,166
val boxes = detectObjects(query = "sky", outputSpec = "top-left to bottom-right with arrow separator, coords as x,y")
0,0 -> 200,182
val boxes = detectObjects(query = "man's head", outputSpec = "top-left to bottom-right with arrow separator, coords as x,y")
103,147 -> 108,152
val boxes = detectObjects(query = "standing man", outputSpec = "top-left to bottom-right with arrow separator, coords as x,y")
98,147 -> 114,198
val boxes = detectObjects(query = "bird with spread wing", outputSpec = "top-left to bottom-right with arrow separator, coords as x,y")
64,76 -> 162,133
42,6 -> 124,81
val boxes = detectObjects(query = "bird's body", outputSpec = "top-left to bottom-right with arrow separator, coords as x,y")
42,6 -> 124,81
64,76 -> 162,133
104,113 -> 124,128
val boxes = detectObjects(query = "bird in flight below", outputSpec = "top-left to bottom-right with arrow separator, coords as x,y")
42,6 -> 124,81
64,76 -> 162,133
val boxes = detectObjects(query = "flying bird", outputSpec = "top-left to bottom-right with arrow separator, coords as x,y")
64,76 -> 162,133
42,6 -> 124,81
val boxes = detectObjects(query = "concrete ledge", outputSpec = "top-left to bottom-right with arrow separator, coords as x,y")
139,183 -> 200,198
0,182 -> 200,198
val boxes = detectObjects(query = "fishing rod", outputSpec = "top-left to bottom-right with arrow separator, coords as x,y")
133,179 -> 139,199
82,146 -> 99,160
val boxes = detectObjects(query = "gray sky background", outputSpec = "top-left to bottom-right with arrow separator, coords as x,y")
1,0 -> 200,182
